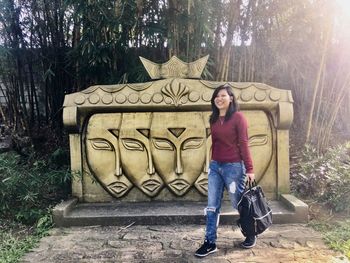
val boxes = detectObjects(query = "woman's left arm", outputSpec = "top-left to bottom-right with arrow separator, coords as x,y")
236,112 -> 255,181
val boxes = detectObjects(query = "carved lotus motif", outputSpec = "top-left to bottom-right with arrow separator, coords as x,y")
161,79 -> 189,106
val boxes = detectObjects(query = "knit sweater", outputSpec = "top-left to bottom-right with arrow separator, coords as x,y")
210,111 -> 254,173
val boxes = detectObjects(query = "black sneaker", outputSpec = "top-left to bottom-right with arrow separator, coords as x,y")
240,236 -> 257,249
195,240 -> 218,257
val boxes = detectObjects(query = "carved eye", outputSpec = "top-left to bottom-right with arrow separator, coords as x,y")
182,138 -> 204,150
89,139 -> 113,151
152,139 -> 174,151
122,139 -> 144,151
249,135 -> 268,147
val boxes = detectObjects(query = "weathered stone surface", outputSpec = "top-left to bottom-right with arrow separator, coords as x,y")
21,224 -> 349,263
53,198 -> 308,227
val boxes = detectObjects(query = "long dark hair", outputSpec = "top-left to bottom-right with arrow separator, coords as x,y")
209,85 -> 239,124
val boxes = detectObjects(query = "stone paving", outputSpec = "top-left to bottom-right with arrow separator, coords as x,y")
21,224 -> 349,263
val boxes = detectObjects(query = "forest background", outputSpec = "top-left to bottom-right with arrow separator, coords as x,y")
0,0 -> 350,153
0,0 -> 350,261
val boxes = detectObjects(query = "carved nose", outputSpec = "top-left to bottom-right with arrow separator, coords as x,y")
175,149 -> 183,175
203,164 -> 208,173
147,151 -> 155,175
147,166 -> 155,175
115,167 -> 122,177
175,164 -> 183,175
115,155 -> 122,177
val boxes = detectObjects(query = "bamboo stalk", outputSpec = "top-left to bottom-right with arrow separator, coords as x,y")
321,73 -> 350,150
317,61 -> 343,151
314,64 -> 326,128
305,18 -> 332,143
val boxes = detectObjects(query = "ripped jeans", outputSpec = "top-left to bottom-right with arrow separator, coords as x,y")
205,160 -> 246,243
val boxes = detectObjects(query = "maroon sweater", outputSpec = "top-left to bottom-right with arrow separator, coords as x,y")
210,111 -> 254,173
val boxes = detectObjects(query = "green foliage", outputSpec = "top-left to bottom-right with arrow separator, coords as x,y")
310,220 -> 350,259
0,0 -> 349,150
0,214 -> 53,263
0,148 -> 64,262
291,142 -> 350,213
67,0 -> 137,84
0,150 -> 71,224
0,230 -> 39,263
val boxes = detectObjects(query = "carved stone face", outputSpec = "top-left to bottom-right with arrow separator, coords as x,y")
245,110 -> 273,182
194,112 -> 212,195
194,111 -> 273,196
150,112 -> 206,196
85,114 -> 132,197
119,113 -> 164,197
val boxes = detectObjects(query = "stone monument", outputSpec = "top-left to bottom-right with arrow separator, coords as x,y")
54,55 -> 307,226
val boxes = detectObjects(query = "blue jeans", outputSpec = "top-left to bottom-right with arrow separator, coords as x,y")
205,160 -> 246,243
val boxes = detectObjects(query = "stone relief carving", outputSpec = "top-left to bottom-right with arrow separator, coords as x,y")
150,112 -> 206,196
245,111 -> 273,182
84,112 -> 208,197
140,55 -> 209,79
192,111 -> 273,196
85,114 -> 133,197
82,110 -> 273,198
66,80 -> 292,110
119,113 -> 164,197
194,112 -> 212,195
64,55 -> 293,201
161,79 -> 189,106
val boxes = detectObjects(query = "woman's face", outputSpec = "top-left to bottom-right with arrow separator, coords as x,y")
214,89 -> 232,113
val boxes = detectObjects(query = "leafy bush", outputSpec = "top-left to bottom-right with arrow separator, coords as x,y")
291,142 -> 350,213
0,150 -> 71,224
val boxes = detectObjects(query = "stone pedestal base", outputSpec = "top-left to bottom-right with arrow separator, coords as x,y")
53,194 -> 308,227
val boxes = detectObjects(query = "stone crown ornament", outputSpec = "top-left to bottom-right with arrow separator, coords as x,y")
140,55 -> 209,79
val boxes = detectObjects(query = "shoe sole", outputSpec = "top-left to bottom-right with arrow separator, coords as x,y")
240,241 -> 256,249
194,248 -> 218,257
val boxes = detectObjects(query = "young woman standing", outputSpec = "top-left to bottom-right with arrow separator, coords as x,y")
195,85 -> 256,257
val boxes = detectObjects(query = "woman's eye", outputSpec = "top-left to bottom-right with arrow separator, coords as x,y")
89,139 -> 113,151
249,135 -> 268,147
121,139 -> 144,151
182,138 -> 204,150
152,139 -> 174,151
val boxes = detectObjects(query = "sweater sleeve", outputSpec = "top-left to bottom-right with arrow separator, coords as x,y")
235,112 -> 254,173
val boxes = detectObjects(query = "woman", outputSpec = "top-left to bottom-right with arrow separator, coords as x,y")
195,85 -> 256,257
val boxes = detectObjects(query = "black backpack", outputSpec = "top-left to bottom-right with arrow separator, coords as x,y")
237,181 -> 273,237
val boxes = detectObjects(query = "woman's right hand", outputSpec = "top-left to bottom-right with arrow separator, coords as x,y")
246,173 -> 255,182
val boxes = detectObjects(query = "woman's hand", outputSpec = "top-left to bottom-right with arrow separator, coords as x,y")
246,173 -> 255,182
